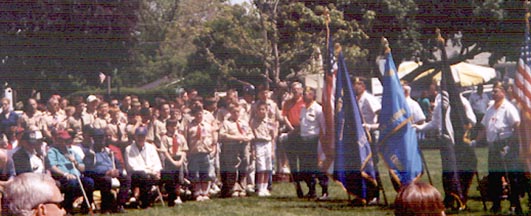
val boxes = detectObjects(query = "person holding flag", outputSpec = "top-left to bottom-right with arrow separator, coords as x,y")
331,42 -> 377,206
377,39 -> 423,192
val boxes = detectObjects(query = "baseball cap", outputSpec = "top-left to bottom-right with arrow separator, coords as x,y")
87,95 -> 99,103
55,130 -> 72,140
21,130 -> 43,142
135,127 -> 148,136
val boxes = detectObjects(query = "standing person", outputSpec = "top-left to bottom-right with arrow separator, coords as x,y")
468,85 -> 490,123
298,87 -> 326,199
46,130 -> 94,214
185,105 -> 216,201
250,101 -> 275,196
282,82 -> 306,198
124,126 -> 162,209
353,77 -> 381,203
219,103 -> 253,198
160,119 -> 188,206
403,84 -> 426,125
84,129 -> 129,213
5,173 -> 67,216
418,90 -> 432,122
473,82 -> 522,214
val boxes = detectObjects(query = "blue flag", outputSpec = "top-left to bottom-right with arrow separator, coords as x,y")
332,46 -> 377,200
378,51 -> 423,188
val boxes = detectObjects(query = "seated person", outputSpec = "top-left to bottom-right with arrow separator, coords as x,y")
46,130 -> 94,214
125,126 -> 162,209
5,172 -> 66,216
394,181 -> 445,216
83,129 -> 130,213
7,131 -> 46,177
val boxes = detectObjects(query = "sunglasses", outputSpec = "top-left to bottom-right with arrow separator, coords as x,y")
34,201 -> 63,209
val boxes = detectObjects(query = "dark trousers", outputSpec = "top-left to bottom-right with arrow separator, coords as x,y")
59,176 -> 94,212
90,174 -> 131,211
220,142 -> 249,197
439,141 -> 463,205
455,142 -> 478,203
488,139 -> 523,210
130,171 -> 159,208
161,169 -> 182,205
286,134 -> 318,194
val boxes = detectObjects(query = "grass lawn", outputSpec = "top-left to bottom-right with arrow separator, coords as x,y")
118,147 -> 528,215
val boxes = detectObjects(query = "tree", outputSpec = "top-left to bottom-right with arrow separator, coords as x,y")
0,0 -> 139,97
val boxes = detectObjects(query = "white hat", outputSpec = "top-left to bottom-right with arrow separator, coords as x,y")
87,95 -> 99,103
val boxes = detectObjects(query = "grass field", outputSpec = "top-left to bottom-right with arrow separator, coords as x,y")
118,147 -> 528,215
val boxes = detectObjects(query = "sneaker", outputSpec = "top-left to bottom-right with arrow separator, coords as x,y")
281,167 -> 291,174
239,191 -> 246,197
212,184 -> 221,193
368,197 -> 379,206
263,190 -> 271,197
246,185 -> 255,194
202,195 -> 210,201
317,193 -> 329,201
174,197 -> 183,205
231,191 -> 240,197
258,191 -> 267,197
129,197 -> 137,203
196,196 -> 204,202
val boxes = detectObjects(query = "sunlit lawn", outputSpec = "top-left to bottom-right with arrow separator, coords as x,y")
111,147 -> 527,215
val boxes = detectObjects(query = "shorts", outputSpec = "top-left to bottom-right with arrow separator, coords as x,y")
188,153 -> 212,182
254,141 -> 272,172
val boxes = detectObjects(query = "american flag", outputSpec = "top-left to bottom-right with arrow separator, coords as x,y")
321,37 -> 337,170
515,14 -> 531,117
516,13 -> 531,174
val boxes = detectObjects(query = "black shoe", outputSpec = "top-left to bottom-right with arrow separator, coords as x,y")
305,192 -> 317,199
350,198 -> 366,207
295,184 -> 303,198
490,205 -> 501,214
113,205 -> 126,214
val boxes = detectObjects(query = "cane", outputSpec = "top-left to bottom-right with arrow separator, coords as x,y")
418,149 -> 433,185
66,153 -> 94,216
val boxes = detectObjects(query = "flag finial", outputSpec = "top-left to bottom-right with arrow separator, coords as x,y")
381,37 -> 390,54
435,28 -> 445,46
334,43 -> 342,57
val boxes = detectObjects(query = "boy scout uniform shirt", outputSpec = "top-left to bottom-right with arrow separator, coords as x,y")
220,118 -> 253,144
160,133 -> 189,170
250,117 -> 273,142
19,111 -> 45,131
186,120 -> 214,154
66,116 -> 84,144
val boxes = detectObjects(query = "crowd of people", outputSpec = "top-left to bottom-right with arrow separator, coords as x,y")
0,76 -> 523,215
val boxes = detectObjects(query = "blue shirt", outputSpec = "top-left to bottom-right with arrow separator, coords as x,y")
46,147 -> 83,177
84,147 -> 123,176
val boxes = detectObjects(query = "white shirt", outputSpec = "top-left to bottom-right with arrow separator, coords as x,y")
125,141 -> 162,175
406,96 -> 426,124
358,91 -> 381,125
299,101 -> 324,138
481,99 -> 520,143
469,92 -> 490,114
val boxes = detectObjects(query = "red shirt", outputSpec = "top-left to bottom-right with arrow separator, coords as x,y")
282,97 -> 305,127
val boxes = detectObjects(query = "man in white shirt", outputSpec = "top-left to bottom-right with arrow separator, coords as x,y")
468,85 -> 490,122
403,85 -> 426,125
474,82 -> 522,214
289,87 -> 326,199
125,126 -> 162,209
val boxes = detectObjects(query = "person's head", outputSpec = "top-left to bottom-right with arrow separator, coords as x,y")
242,85 -> 255,102
24,98 -> 38,114
159,103 -> 171,119
47,98 -> 60,114
122,95 -> 132,107
203,97 -> 218,113
59,98 -> 68,110
229,102 -> 241,120
403,85 -> 412,98
256,101 -> 268,119
170,107 -> 182,121
1,98 -> 10,112
109,98 -> 120,109
166,119 -> 178,135
127,110 -> 139,124
108,107 -> 121,122
477,85 -> 484,94
92,128 -> 106,150
97,102 -> 109,116
257,88 -> 270,102
134,126 -> 148,147
64,106 -> 75,117
140,107 -> 151,123
190,105 -> 204,123
20,131 -> 43,151
5,173 -> 66,216
394,181 -> 445,216
54,130 -> 72,148
492,81 -> 506,103
86,95 -> 99,111
303,87 -> 317,103
353,77 -> 367,96
290,82 -> 303,98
